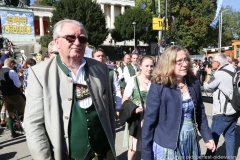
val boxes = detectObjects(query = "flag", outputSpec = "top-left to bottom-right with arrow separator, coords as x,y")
210,0 -> 224,29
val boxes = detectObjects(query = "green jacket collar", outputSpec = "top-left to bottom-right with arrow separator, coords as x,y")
56,55 -> 89,81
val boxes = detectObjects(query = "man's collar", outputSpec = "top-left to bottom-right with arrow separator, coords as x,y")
56,55 -> 86,76
131,63 -> 137,67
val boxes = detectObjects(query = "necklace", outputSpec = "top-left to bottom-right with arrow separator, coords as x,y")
177,83 -> 186,89
177,80 -> 186,89
141,77 -> 150,86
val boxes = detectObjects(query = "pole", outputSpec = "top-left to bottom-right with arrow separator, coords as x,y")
219,8 -> 229,53
134,24 -> 136,50
132,22 -> 136,51
158,0 -> 162,45
218,8 -> 222,53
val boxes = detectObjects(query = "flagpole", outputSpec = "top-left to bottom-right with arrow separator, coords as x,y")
219,8 -> 229,53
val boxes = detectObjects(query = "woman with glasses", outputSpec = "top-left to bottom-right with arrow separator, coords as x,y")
142,46 -> 216,160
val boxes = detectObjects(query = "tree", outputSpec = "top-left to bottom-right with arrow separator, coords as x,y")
222,6 -> 240,46
111,7 -> 158,47
40,0 -> 108,47
165,0 -> 218,52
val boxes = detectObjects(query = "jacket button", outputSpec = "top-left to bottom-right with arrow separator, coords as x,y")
68,98 -> 72,101
65,116 -> 69,120
64,135 -> 68,138
68,79 -> 72,83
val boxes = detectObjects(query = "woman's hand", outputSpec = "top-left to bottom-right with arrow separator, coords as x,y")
205,140 -> 216,152
135,106 -> 143,114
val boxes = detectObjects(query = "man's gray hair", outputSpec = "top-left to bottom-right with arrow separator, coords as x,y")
214,53 -> 228,65
53,19 -> 88,39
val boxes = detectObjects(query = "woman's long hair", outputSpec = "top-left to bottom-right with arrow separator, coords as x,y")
151,46 -> 194,87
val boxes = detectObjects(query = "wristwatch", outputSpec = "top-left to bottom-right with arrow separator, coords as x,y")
207,74 -> 212,76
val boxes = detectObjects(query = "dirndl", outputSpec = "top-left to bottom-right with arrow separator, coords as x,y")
152,119 -> 200,160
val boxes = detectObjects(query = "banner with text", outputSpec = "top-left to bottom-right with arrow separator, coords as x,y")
0,11 -> 35,36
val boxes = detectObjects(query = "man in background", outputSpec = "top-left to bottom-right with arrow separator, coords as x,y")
117,54 -> 130,95
0,58 -> 25,138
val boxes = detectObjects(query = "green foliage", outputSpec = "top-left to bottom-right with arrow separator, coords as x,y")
34,0 -> 56,6
39,34 -> 52,48
222,6 -> 240,46
111,7 -> 158,45
135,0 -> 165,16
50,0 -> 108,46
167,0 -> 218,51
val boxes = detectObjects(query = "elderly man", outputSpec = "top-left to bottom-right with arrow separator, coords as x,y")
24,19 -> 116,160
0,58 -> 25,138
204,53 -> 239,160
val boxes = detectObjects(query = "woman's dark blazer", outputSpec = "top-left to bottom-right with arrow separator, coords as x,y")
142,77 -> 212,160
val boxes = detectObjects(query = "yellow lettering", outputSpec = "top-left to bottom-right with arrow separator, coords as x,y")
13,26 -> 17,34
22,17 -> 27,25
7,16 -> 14,24
20,26 -> 24,34
9,26 -> 13,33
4,25 -> 10,33
16,26 -> 20,34
26,26 -> 31,34
15,16 -> 20,24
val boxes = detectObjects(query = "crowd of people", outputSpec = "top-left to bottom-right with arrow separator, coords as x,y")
0,19 -> 240,160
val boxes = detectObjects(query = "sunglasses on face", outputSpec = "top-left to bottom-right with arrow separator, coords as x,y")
60,35 -> 88,43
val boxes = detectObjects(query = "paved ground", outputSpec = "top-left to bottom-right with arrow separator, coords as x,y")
1,96 -> 240,160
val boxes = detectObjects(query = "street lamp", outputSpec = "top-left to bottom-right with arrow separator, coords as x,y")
132,22 -> 136,51
219,8 -> 229,52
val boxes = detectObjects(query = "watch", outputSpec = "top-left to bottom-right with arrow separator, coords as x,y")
207,74 -> 212,76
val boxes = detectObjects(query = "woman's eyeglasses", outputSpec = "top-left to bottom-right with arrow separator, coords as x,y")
175,58 -> 190,65
60,35 -> 88,43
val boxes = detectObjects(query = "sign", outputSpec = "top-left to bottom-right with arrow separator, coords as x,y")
0,11 -> 35,36
152,17 -> 168,30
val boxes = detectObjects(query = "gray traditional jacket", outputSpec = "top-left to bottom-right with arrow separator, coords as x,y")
24,56 -> 116,160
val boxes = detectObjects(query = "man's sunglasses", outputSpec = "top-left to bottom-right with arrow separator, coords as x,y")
60,35 -> 88,43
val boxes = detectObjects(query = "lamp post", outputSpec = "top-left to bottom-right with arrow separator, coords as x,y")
132,22 -> 136,51
219,8 -> 229,52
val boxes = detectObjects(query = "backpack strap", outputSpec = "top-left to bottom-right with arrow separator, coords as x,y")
219,68 -> 234,114
221,69 -> 235,77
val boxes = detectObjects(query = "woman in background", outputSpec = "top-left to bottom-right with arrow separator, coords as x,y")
122,56 -> 154,160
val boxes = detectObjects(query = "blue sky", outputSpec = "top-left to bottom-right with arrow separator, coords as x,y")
30,0 -> 35,5
223,0 -> 240,11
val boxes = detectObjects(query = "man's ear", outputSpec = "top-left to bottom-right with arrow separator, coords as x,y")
54,38 -> 60,50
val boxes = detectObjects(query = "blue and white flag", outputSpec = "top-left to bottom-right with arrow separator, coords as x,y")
210,0 -> 224,29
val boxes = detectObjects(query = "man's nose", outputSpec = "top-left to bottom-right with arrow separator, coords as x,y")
73,38 -> 81,45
